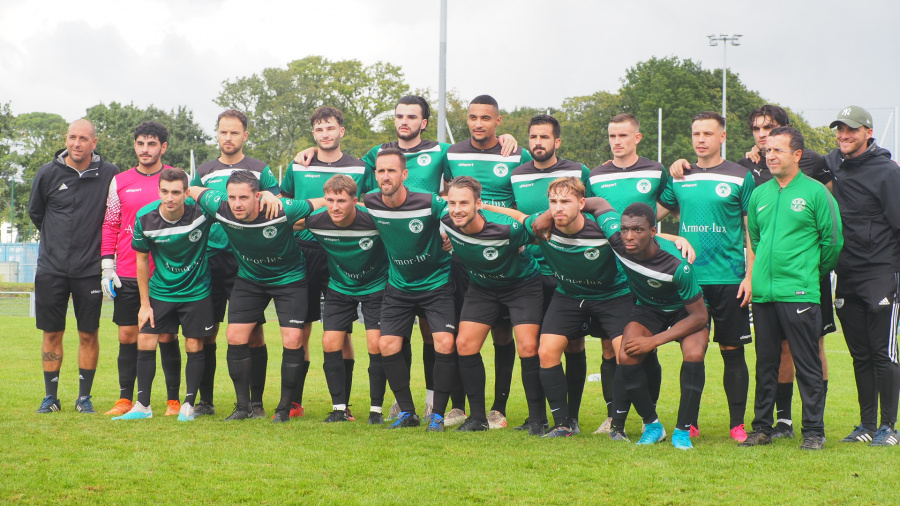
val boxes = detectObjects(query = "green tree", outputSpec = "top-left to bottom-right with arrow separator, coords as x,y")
559,91 -> 622,167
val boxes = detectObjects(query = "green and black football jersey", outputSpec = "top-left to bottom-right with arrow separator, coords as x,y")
363,188 -> 451,292
588,157 -> 669,212
306,205 -> 388,296
281,153 -> 370,241
522,212 -> 629,301
132,201 -> 213,302
439,209 -> 539,289
445,139 -> 533,207
191,156 -> 281,254
197,189 -> 312,285
510,158 -> 592,275
362,140 -> 450,194
659,161 -> 755,285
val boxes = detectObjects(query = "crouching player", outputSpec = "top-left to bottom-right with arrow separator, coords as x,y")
113,168 -> 215,421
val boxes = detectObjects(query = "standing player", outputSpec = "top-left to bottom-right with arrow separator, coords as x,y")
113,168 -> 216,421
826,105 -> 900,446
306,175 -> 389,424
190,171 -> 324,422
587,113 -> 667,434
101,121 -> 182,417
741,127 -> 842,450
190,109 -> 281,418
439,176 -> 543,432
363,148 -> 456,429
658,111 -> 756,442
281,107 -> 365,419
29,119 -> 117,414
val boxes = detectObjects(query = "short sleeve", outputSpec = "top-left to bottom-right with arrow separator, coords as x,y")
260,166 -> 281,194
197,189 -> 224,216
131,216 -> 149,253
674,262 -> 703,304
280,164 -> 296,198
284,198 -> 314,223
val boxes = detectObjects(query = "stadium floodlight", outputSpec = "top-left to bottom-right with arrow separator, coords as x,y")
708,34 -> 742,159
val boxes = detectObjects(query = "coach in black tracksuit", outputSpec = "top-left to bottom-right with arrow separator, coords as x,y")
825,106 -> 900,446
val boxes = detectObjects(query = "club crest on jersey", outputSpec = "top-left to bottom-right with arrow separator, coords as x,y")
483,247 -> 499,260
715,183 -> 731,197
493,163 -> 509,177
188,229 -> 203,242
417,154 -> 431,166
262,226 -> 277,239
791,198 -> 807,212
834,298 -> 844,309
637,179 -> 652,194
584,248 -> 600,260
359,237 -> 374,250
408,219 -> 424,233
647,279 -> 662,288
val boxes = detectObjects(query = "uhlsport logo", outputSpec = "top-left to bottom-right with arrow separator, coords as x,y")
408,219 -> 424,233
359,237 -> 373,250
683,265 -> 691,273
791,198 -> 807,212
188,229 -> 203,242
715,183 -> 731,197
483,247 -> 499,260
493,163 -> 509,177
637,179 -> 652,194
584,248 -> 600,260
647,279 -> 662,288
417,153 -> 431,166
262,226 -> 278,239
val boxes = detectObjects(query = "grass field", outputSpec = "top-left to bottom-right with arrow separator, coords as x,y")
0,310 -> 896,504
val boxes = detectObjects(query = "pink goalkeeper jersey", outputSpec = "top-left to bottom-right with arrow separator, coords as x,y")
101,166 -> 171,278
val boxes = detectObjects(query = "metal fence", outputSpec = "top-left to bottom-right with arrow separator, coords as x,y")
0,242 -> 39,283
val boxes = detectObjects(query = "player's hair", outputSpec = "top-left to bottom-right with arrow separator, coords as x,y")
322,174 -> 357,197
621,202 -> 656,228
769,126 -> 805,153
396,95 -> 430,122
609,113 -> 640,131
376,147 -> 406,168
226,169 -> 259,192
158,167 -> 188,190
748,105 -> 790,130
310,106 -> 344,127
469,95 -> 499,114
529,114 -> 561,138
134,121 -> 169,144
217,109 -> 248,130
447,176 -> 482,201
691,111 -> 725,129
547,177 -> 586,199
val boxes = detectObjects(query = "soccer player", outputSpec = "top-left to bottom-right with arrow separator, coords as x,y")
190,170 -> 324,422
826,105 -> 900,446
190,109 -> 281,418
742,127 -> 842,450
29,119 -> 117,414
305,175 -> 389,424
281,107 -> 365,419
363,148 -> 457,429
587,113 -> 667,434
658,111 -> 756,442
439,176 -> 543,432
113,168 -> 215,421
101,121 -> 182,417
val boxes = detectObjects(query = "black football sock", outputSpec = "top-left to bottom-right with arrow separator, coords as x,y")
490,341 -> 516,415
601,356 -> 617,418
450,360 -> 467,411
368,353 -> 387,409
721,347 -> 749,428
323,351 -> 346,407
610,365 -> 629,430
540,364 -> 569,426
249,345 -> 268,404
44,370 -> 60,398
677,361 -> 705,431
643,349 -> 662,405
135,351 -> 155,407
383,351 -> 415,413
621,363 -> 656,425
432,351 -> 456,418
78,368 -> 96,398
520,356 -> 546,423
117,342 -> 138,401
279,347 -> 303,411
775,381 -> 794,423
458,353 -> 487,422
226,344 -> 252,411
344,358 -> 355,407
293,360 -> 311,405
423,343 -> 436,391
402,338 -> 412,375
184,351 -> 205,407
565,350 -> 586,421
199,342 -> 217,405
159,340 -> 182,402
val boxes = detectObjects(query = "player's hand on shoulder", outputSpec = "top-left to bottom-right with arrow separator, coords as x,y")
668,159 -> 690,180
531,211 -> 553,241
746,145 -> 762,164
498,134 -> 518,157
259,191 -> 283,219
294,147 -> 317,166
673,236 -> 695,264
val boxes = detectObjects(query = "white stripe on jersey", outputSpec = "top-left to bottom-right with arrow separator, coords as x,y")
441,224 -> 510,247
890,273 -> 899,364
201,168 -> 263,185
378,145 -> 443,155
216,214 -> 287,228
511,170 -> 582,184
590,170 -> 662,184
681,173 -> 746,186
142,214 -> 209,238
612,251 -> 674,282
292,164 -> 365,174
447,153 -> 522,163
367,208 -> 432,220
308,228 -> 380,238
549,235 -> 608,248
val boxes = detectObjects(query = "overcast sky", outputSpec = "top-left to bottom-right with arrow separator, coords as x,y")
3,0 -> 900,149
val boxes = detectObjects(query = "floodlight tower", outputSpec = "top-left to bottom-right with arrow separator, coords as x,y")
708,34 -> 742,159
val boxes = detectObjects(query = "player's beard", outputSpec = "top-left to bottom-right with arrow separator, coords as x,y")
396,125 -> 421,142
532,146 -> 556,163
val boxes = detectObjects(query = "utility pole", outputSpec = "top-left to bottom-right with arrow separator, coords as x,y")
708,34 -> 742,159
437,0 -> 448,143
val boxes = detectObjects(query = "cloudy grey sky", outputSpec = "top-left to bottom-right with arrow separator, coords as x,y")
3,0 -> 900,146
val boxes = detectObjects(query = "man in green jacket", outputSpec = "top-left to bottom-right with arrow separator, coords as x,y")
743,127 -> 842,450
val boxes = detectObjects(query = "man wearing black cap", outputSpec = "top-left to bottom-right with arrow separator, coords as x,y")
826,105 -> 900,446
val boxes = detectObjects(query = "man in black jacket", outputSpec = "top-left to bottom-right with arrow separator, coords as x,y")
826,106 -> 900,446
29,119 -> 118,414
